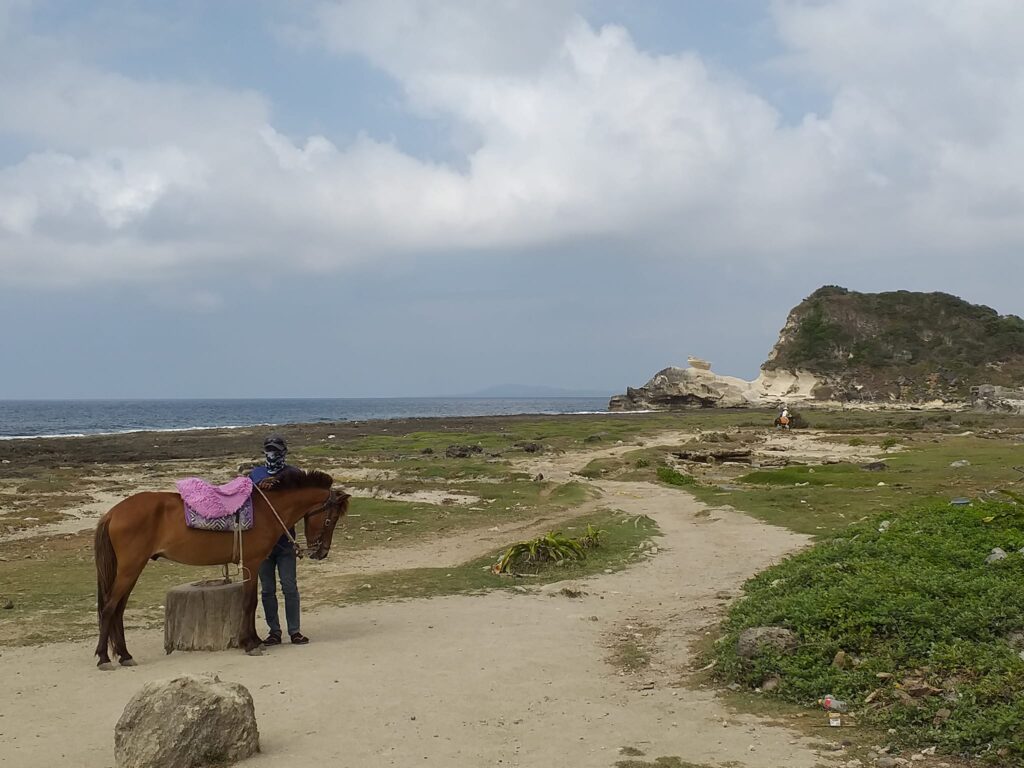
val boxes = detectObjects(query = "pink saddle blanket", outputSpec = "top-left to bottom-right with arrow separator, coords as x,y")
176,476 -> 254,519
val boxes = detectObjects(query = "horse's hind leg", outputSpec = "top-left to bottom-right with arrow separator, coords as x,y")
96,560 -> 146,670
113,579 -> 140,666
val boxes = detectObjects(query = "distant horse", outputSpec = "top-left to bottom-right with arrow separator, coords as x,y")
93,468 -> 349,669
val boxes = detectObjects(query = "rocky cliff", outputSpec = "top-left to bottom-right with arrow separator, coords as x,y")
610,287 -> 1024,411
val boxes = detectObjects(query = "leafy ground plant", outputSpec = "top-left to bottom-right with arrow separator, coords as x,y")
495,530 -> 587,574
714,500 -> 1024,764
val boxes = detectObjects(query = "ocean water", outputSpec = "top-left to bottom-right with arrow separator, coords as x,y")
0,398 -> 612,439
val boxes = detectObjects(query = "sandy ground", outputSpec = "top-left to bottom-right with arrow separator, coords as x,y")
0,433 -> 846,768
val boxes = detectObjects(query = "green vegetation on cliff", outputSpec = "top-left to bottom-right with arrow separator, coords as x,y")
764,286 -> 1024,400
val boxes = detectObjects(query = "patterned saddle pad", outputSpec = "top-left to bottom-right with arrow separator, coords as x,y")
177,476 -> 255,532
184,497 -> 254,532
176,476 -> 253,517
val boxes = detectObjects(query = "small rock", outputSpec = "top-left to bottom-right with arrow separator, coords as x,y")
875,758 -> 897,768
862,461 -> 887,472
986,547 -> 1008,564
736,627 -> 799,659
878,520 -> 891,533
832,650 -> 849,669
932,708 -> 951,725
920,746 -> 936,755
910,755 -> 925,762
949,459 -> 971,468
760,676 -> 781,692
1,599 -> 13,610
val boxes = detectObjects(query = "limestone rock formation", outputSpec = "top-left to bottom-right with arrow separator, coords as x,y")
609,365 -> 761,410
114,674 -> 259,768
608,363 -> 823,411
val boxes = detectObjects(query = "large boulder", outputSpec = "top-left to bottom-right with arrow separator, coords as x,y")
114,674 -> 259,768
736,627 -> 799,659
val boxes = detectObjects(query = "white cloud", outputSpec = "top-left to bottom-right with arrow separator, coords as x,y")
1,0 -> 1023,288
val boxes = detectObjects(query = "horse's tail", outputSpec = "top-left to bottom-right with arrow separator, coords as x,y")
94,516 -> 117,617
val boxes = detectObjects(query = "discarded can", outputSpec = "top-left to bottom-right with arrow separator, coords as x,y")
828,711 -> 842,727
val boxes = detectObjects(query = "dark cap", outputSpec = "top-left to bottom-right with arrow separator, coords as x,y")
263,434 -> 288,452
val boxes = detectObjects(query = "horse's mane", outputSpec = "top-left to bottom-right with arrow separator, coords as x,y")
257,468 -> 333,492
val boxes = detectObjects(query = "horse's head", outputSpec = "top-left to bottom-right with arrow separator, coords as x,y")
303,488 -> 350,560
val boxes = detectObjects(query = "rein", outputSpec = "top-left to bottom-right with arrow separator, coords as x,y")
252,484 -> 340,558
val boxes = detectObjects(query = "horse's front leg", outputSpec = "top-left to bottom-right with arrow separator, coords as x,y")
240,560 -> 263,654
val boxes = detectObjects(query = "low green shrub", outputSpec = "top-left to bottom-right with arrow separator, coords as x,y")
656,466 -> 697,487
715,500 -> 1024,763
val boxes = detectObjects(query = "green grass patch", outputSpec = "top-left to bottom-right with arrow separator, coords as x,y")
691,436 -> 1024,537
714,500 -> 1024,763
739,463 -> 880,489
656,466 -> 698,487
310,509 -> 660,604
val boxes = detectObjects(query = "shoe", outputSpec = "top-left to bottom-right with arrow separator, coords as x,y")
263,631 -> 282,646
290,632 -> 310,645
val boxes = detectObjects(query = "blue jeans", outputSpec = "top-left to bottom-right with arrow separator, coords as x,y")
258,548 -> 300,636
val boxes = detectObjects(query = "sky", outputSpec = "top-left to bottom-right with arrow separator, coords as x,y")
1,0 -> 1022,398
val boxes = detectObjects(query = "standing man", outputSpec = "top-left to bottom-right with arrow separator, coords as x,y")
249,434 -> 310,646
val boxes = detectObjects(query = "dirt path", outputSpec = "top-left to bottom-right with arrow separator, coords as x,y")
0,436 -> 841,768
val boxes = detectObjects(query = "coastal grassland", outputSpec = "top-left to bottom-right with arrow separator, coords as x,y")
0,506 -> 659,647
303,508 -> 659,606
0,464 -> 600,647
686,435 -> 1024,536
713,500 -> 1024,764
324,479 -> 596,548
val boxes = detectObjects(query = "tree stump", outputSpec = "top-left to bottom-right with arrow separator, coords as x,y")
164,579 -> 245,654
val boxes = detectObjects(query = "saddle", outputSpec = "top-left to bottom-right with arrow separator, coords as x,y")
177,476 -> 254,532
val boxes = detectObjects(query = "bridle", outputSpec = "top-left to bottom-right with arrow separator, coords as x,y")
252,484 -> 348,559
305,489 -> 349,559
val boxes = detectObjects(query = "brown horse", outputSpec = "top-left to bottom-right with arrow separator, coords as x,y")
93,468 -> 350,669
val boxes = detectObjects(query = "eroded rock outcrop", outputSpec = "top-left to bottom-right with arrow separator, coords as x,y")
972,385 -> 1024,415
609,363 -> 823,411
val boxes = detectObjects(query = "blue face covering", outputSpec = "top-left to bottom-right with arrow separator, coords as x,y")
265,448 -> 287,474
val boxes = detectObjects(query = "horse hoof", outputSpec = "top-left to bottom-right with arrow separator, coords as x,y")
245,646 -> 264,657
98,662 -> 116,671
120,658 -> 138,667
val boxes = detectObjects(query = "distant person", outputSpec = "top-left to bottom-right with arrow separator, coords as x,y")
777,407 -> 791,430
249,434 -> 309,646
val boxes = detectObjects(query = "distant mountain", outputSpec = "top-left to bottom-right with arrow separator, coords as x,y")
462,384 -> 615,398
